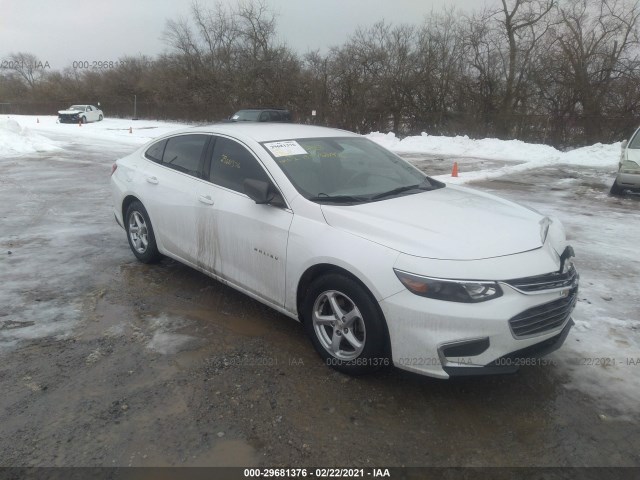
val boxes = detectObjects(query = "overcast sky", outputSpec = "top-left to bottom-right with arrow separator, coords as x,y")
1,0 -> 490,70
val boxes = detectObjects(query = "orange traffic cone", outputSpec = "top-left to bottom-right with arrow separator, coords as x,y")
451,162 -> 459,177
129,127 -> 132,134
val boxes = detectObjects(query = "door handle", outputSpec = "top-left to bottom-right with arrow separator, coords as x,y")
198,194 -> 214,205
146,176 -> 159,185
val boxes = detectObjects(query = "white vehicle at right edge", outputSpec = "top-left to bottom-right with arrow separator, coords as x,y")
610,124 -> 640,195
110,123 -> 579,379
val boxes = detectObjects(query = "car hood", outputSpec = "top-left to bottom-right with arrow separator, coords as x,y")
58,109 -> 83,114
320,185 -> 545,260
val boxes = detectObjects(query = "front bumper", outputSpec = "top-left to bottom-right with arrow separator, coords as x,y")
58,114 -> 80,123
615,173 -> 640,191
380,275 -> 577,379
442,318 -> 573,377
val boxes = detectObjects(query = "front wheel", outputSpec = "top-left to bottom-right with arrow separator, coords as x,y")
125,201 -> 162,263
610,181 -> 624,196
302,274 -> 389,375
98,114 -> 103,121
80,116 -> 86,124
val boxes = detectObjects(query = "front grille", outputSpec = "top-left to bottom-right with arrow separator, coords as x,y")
508,289 -> 577,338
505,264 -> 578,292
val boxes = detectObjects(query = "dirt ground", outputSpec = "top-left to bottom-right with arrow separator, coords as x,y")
1,142 -> 639,467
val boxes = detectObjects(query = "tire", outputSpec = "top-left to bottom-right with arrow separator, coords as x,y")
99,114 -> 103,121
610,181 -> 624,196
80,116 -> 86,124
125,201 -> 162,263
302,273 -> 389,375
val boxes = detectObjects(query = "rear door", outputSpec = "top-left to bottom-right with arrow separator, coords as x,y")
137,134 -> 212,264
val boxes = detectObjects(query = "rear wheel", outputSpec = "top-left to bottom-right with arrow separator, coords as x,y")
125,201 -> 161,263
302,274 -> 389,375
98,114 -> 103,121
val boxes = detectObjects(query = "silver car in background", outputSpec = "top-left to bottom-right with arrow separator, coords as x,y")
611,126 -> 640,195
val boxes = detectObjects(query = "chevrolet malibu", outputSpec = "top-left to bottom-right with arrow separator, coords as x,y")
110,124 -> 578,378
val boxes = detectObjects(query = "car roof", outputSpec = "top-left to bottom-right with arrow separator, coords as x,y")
183,123 -> 359,143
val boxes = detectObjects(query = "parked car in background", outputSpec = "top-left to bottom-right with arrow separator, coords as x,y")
110,123 -> 578,379
58,105 -> 104,124
610,126 -> 640,195
229,108 -> 292,123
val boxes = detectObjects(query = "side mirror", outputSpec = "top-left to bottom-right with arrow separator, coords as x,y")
621,139 -> 628,151
244,178 -> 286,208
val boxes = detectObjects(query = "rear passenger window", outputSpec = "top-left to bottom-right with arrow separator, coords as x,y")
162,134 -> 209,177
145,139 -> 167,163
209,137 -> 270,193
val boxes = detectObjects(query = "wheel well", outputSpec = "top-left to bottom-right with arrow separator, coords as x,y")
296,263 -> 392,356
121,195 -> 139,221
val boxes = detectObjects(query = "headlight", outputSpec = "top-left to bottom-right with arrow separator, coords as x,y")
394,270 -> 503,303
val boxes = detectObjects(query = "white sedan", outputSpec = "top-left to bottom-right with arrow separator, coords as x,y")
58,104 -> 103,124
610,125 -> 640,195
110,124 -> 578,378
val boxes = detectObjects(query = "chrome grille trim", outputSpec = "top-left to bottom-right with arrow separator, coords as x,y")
508,290 -> 578,339
505,265 -> 578,293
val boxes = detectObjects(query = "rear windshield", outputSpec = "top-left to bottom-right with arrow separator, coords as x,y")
232,110 -> 260,121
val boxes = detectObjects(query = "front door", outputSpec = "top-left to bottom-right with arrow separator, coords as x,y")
202,136 -> 292,306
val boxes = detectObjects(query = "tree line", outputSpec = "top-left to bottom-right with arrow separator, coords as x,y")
1,0 -> 639,147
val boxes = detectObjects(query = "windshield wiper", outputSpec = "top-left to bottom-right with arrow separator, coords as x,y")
370,181 -> 435,200
307,193 -> 369,204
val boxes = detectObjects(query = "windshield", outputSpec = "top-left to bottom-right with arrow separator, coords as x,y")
261,137 -> 443,204
69,105 -> 86,111
232,110 -> 260,121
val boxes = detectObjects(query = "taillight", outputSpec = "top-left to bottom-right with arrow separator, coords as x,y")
111,163 -> 118,176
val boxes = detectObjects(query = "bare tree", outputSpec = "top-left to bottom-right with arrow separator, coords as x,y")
3,52 -> 48,89
496,0 -> 556,135
552,0 -> 640,142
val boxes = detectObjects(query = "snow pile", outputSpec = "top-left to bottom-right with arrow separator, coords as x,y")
4,115 -> 195,150
366,131 -> 621,168
562,142 -> 622,167
0,118 -> 61,156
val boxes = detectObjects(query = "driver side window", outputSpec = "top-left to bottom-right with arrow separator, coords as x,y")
209,137 -> 270,193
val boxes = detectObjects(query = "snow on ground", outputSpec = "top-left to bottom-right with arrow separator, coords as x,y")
3,115 -> 622,172
0,118 -> 62,156
1,115 -> 192,150
366,131 -> 621,185
366,130 -> 620,167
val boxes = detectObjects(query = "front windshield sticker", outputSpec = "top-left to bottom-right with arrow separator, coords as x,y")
264,140 -> 308,157
232,114 -> 239,119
